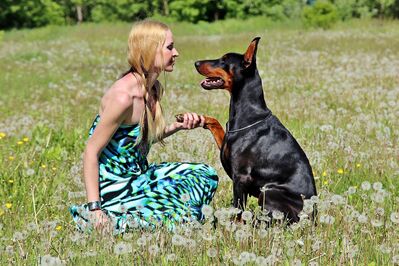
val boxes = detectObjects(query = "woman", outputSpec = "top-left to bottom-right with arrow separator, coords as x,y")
69,20 -> 218,233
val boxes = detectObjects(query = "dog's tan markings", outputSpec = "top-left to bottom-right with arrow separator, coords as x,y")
203,116 -> 225,150
243,37 -> 260,68
174,114 -> 225,150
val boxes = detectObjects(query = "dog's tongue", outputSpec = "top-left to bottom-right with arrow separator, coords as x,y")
201,77 -> 224,89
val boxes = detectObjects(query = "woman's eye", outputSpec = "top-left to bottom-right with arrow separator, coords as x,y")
167,45 -> 173,51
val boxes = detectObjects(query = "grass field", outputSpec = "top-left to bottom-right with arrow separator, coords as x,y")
0,18 -> 398,265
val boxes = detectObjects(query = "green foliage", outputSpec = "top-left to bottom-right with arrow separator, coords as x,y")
90,0 -> 150,22
334,0 -> 376,20
302,1 -> 339,29
169,0 -> 212,23
1,0 -> 399,29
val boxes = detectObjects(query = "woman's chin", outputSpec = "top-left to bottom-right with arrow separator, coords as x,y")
164,66 -> 174,72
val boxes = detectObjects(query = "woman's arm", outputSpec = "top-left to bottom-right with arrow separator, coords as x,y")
162,112 -> 205,139
83,93 -> 133,203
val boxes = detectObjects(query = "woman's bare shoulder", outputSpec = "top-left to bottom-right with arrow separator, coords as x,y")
100,74 -> 144,111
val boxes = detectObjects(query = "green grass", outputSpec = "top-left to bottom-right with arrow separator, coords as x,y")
0,18 -> 398,265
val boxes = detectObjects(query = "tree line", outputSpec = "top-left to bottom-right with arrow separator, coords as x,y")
1,0 -> 399,29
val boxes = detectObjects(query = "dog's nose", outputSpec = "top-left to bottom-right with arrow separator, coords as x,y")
194,61 -> 201,68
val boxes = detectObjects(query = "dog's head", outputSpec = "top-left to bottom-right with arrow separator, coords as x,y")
195,37 -> 261,93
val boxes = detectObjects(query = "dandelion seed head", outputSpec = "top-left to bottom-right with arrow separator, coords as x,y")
136,236 -> 146,247
26,168 -> 35,176
372,182 -> 383,191
347,186 -> 357,194
258,228 -> 268,238
378,243 -> 391,254
390,212 -> 399,224
292,258 -> 302,266
361,181 -> 371,191
331,194 -> 345,205
207,247 -> 218,258
201,205 -> 213,218
171,234 -> 185,246
166,253 -> 177,261
181,193 -> 190,203
312,240 -> 322,251
371,219 -> 383,227
148,244 -> 159,256
375,207 -> 385,216
114,242 -> 132,255
320,215 -> 335,225
241,210 -> 253,221
357,214 -> 368,224
272,210 -> 284,220
371,192 -> 385,203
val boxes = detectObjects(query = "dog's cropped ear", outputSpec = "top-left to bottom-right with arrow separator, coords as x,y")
243,37 -> 261,69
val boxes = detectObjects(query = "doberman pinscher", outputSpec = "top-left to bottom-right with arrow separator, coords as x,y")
178,37 -> 317,223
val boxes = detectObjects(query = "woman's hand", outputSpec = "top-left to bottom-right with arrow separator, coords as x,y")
175,112 -> 205,130
92,209 -> 110,232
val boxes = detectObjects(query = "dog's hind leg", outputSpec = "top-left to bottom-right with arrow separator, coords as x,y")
258,187 -> 304,223
175,114 -> 225,150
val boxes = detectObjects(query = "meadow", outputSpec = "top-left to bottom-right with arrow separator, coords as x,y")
0,18 -> 398,265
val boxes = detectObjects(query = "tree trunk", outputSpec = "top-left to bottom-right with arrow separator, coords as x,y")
163,0 -> 169,16
76,5 -> 83,23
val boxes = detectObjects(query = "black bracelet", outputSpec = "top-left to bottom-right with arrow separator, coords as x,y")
87,201 -> 101,211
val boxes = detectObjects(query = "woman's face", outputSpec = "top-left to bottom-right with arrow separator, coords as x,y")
154,29 -> 179,72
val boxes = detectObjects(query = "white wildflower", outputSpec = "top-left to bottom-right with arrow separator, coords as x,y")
347,186 -> 356,194
26,168 -> 35,176
148,244 -> 159,256
166,253 -> 177,261
181,193 -> 190,203
114,242 -> 132,255
171,234 -> 185,246
372,182 -> 383,191
201,205 -> 213,218
241,210 -> 253,221
361,181 -> 371,191
357,214 -> 368,224
272,210 -> 284,220
390,212 -> 399,224
320,215 -> 335,225
371,219 -> 383,227
207,247 -> 218,258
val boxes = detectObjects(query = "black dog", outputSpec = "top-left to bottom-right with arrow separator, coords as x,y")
193,37 -> 317,223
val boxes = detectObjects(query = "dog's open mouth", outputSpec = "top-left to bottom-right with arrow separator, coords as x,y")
201,77 -> 224,90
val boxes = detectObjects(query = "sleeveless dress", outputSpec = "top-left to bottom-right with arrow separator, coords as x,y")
69,115 -> 218,234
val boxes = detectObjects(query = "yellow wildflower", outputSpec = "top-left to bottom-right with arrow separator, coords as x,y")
322,171 -> 327,177
356,163 -> 361,168
52,167 -> 57,171
337,168 -> 344,174
8,180 -> 14,184
23,137 -> 29,142
9,156 -> 15,160
41,164 -> 46,168
5,203 -> 12,209
56,225 -> 62,231
323,180 -> 328,185
17,141 -> 24,145
0,132 -> 6,138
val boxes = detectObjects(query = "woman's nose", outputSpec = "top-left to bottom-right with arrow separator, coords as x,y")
173,48 -> 179,57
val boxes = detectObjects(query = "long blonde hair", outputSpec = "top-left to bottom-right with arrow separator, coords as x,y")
126,20 -> 168,149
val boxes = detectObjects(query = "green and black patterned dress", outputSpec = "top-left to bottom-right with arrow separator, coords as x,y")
69,115 -> 218,233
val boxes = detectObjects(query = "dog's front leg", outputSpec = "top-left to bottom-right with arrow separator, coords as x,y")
175,114 -> 225,150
